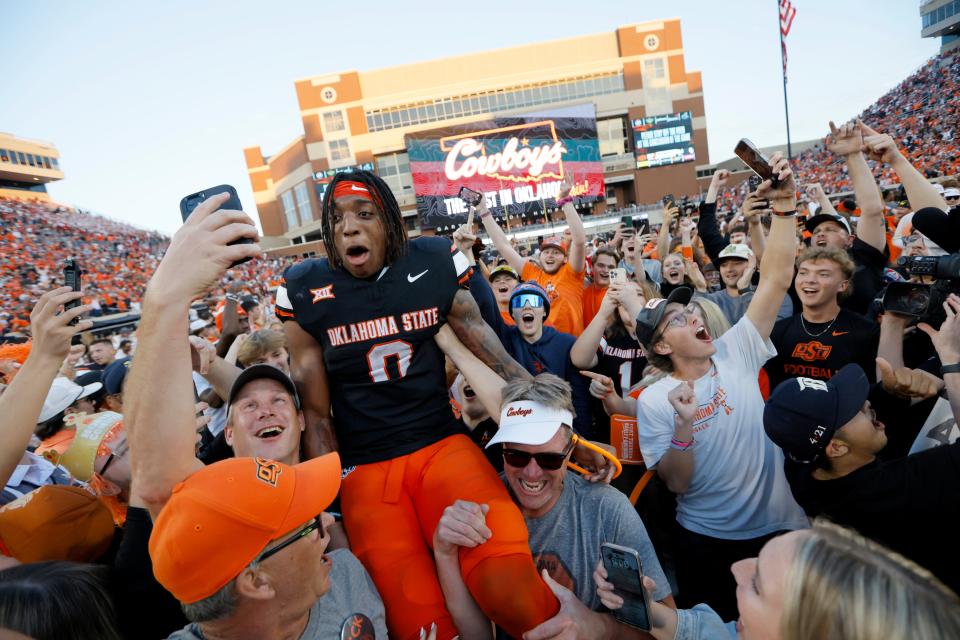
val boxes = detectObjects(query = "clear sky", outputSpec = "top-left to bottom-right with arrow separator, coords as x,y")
1,0 -> 938,235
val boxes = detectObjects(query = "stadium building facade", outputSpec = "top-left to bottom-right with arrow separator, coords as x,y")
0,133 -> 64,202
244,19 -> 708,255
921,0 -> 960,52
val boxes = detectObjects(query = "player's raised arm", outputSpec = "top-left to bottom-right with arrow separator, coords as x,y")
447,288 -> 531,382
283,320 -> 338,458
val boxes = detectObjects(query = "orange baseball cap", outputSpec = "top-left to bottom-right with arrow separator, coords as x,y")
149,454 -> 341,604
0,485 -> 114,563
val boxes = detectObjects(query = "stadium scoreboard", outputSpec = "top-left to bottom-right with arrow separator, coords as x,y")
633,111 -> 696,169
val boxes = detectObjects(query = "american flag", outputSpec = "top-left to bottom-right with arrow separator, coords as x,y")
780,0 -> 797,79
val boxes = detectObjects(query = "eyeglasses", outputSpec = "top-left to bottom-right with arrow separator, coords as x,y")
502,440 -> 574,470
255,515 -> 324,563
652,303 -> 698,343
511,294 -> 546,310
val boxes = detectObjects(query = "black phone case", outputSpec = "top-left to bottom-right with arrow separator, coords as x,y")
179,185 -> 253,267
63,259 -> 82,325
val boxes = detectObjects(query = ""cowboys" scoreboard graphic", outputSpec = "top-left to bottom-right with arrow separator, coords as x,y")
405,103 -> 604,230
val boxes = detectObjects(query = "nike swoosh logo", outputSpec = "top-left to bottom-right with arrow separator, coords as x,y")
832,331 -> 848,336
407,270 -> 429,283
350,184 -> 367,191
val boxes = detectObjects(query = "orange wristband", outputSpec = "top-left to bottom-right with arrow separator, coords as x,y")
681,246 -> 693,260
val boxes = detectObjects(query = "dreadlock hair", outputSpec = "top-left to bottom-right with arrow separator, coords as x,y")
320,170 -> 408,270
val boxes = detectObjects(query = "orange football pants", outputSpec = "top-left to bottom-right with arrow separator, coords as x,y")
341,434 -> 559,640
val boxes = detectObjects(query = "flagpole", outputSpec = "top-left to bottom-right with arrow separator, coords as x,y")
778,0 -> 793,159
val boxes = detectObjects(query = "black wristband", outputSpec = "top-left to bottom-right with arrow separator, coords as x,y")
772,209 -> 797,218
942,363 -> 960,375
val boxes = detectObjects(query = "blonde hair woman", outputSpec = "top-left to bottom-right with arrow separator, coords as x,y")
595,519 -> 960,639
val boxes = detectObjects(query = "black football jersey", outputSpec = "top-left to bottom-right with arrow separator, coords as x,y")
587,332 -> 646,443
596,333 -> 646,396
276,237 -> 472,466
764,308 -> 879,393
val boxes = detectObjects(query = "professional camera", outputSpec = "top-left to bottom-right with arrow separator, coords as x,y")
882,254 -> 960,325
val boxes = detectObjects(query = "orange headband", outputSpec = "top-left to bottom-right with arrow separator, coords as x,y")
333,180 -> 374,202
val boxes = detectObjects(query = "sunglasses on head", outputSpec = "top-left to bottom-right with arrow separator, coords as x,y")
511,294 -> 545,310
502,440 -> 574,470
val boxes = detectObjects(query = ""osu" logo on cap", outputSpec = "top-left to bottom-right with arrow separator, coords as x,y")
255,457 -> 282,487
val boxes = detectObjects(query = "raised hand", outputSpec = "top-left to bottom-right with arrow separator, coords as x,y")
736,252 -> 758,290
858,120 -> 902,165
742,193 -> 772,222
453,207 -> 479,257
558,176 -> 574,199
918,294 -> 960,365
667,380 -> 696,423
29,287 -> 94,365
188,335 -> 216,375
826,120 -> 863,156
150,193 -> 261,303
755,152 -> 797,211
805,183 -> 826,202
711,168 -> 731,189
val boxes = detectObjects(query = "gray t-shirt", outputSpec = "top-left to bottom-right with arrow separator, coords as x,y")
503,472 -> 671,609
697,288 -> 793,326
166,549 -> 388,639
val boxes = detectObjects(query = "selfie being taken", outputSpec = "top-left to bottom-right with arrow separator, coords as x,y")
3,1 -> 960,638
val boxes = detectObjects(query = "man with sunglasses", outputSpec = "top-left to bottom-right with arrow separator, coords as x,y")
618,153 -> 809,620
430,372 -> 673,637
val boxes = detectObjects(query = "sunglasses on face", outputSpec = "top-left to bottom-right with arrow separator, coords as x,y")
511,294 -> 546,310
255,515 -> 324,563
502,440 -> 574,470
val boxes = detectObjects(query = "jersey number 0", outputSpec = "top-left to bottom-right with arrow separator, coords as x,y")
366,340 -> 414,383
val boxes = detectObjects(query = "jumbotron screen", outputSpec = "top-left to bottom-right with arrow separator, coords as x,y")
632,111 -> 695,169
405,103 -> 604,230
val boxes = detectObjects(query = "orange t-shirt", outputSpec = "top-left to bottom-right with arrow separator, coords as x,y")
582,283 -> 608,329
521,261 -> 586,336
500,309 -> 516,326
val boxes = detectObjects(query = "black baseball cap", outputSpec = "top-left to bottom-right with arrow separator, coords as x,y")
635,287 -> 694,347
804,213 -> 851,235
763,364 -> 869,464
102,357 -> 132,396
227,364 -> 301,411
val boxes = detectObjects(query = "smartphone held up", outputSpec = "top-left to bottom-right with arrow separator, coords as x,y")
63,258 -> 83,325
179,184 -> 254,268
735,139 -> 779,187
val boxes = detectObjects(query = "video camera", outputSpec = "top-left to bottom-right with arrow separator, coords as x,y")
882,206 -> 960,326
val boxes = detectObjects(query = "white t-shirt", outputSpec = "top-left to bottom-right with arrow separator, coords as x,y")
636,317 -> 808,539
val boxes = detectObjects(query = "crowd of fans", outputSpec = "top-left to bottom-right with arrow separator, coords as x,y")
3,51 -> 960,640
715,48 -> 960,213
